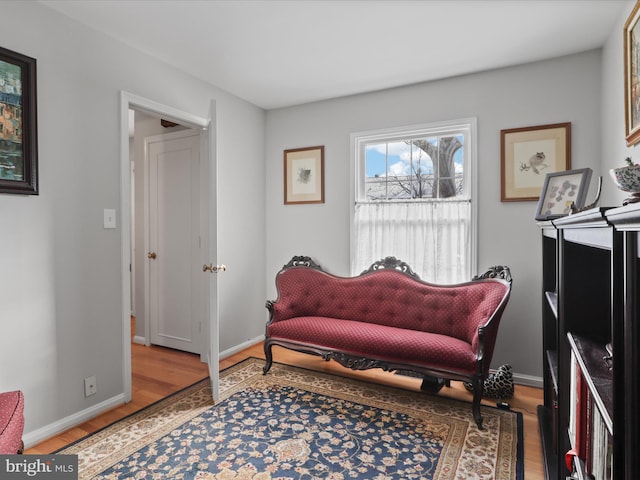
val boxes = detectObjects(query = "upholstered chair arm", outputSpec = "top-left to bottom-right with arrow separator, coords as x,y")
469,267 -> 512,374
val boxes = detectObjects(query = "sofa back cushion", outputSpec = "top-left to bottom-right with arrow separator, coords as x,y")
272,267 -> 509,345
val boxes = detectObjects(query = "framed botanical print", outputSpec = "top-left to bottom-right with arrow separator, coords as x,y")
284,146 -> 324,205
501,122 -> 571,202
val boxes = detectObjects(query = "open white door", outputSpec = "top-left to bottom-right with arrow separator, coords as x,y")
204,100 -> 220,401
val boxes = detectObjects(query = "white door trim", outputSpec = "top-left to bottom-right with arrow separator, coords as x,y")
119,91 -> 208,402
206,100 -> 219,401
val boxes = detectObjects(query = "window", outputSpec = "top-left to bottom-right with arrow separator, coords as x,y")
351,119 -> 477,283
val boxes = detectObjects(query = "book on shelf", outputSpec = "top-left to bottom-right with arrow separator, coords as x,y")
567,351 -> 613,479
569,352 -> 578,447
584,387 -> 593,472
568,352 -> 588,457
589,405 -> 613,479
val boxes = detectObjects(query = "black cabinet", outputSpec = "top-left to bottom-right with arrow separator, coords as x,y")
604,205 -> 640,480
538,207 -> 639,480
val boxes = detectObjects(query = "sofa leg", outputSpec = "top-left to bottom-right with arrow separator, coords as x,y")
263,342 -> 273,375
419,375 -> 446,393
472,377 -> 484,430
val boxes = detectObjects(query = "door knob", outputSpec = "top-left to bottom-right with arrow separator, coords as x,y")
147,252 -> 157,259
203,264 -> 226,273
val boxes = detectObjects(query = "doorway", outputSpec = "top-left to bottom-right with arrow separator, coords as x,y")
120,92 -> 219,403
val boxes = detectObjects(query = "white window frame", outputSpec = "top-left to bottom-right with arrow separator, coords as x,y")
349,117 -> 478,279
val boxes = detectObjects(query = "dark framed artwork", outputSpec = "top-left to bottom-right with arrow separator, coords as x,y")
284,146 -> 324,205
500,122 -> 571,202
625,1 -> 640,146
0,46 -> 38,195
534,168 -> 592,221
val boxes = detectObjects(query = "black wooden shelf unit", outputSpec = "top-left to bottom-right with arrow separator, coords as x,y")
537,206 -> 640,480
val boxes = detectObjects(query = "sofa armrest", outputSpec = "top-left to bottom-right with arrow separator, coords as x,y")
469,266 -> 512,374
265,299 -> 276,324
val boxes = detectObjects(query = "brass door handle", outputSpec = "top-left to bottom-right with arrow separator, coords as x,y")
203,264 -> 226,273
147,252 -> 157,259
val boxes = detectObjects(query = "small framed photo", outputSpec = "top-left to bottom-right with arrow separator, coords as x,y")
284,145 -> 324,205
534,168 -> 592,221
0,46 -> 38,195
624,1 -> 640,146
501,122 -> 571,202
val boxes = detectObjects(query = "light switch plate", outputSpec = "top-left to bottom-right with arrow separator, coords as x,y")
104,209 -> 117,229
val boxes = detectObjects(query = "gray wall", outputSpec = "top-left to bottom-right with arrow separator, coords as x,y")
601,0 -> 640,205
266,50 -> 603,382
0,1 -> 266,443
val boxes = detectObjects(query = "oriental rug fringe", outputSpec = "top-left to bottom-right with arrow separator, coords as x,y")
56,358 -> 523,479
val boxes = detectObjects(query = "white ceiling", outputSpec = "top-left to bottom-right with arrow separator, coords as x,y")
40,0 -> 628,110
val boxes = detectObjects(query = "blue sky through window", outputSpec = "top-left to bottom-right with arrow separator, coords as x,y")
365,137 -> 463,178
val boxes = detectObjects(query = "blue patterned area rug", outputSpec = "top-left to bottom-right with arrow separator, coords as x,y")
56,358 -> 523,479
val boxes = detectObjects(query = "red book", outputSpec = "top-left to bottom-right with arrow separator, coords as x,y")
575,370 -> 588,458
584,388 -> 593,472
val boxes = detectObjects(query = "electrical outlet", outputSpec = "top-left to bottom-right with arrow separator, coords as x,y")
84,376 -> 97,397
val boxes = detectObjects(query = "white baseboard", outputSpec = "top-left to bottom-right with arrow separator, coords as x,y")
512,372 -> 543,388
134,335 -> 261,356
22,393 -> 126,450
219,335 -> 264,360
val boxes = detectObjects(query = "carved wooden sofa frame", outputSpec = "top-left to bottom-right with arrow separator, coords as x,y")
263,256 -> 512,429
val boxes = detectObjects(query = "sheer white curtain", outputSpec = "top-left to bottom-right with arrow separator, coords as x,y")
351,200 -> 471,284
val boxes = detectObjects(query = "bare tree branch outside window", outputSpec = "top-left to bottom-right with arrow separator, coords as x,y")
365,136 -> 463,200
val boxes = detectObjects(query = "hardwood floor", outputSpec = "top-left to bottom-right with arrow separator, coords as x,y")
27,342 -> 544,479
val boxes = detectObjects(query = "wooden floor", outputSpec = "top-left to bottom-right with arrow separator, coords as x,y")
27,342 -> 544,479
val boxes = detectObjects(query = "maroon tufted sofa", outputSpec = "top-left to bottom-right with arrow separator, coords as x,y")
263,256 -> 512,429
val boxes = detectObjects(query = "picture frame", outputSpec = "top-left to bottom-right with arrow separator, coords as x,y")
624,1 -> 640,146
0,46 -> 38,195
284,145 -> 324,205
500,122 -> 571,202
534,168 -> 592,221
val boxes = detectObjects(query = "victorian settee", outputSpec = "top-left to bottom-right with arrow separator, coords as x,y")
263,256 -> 512,429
